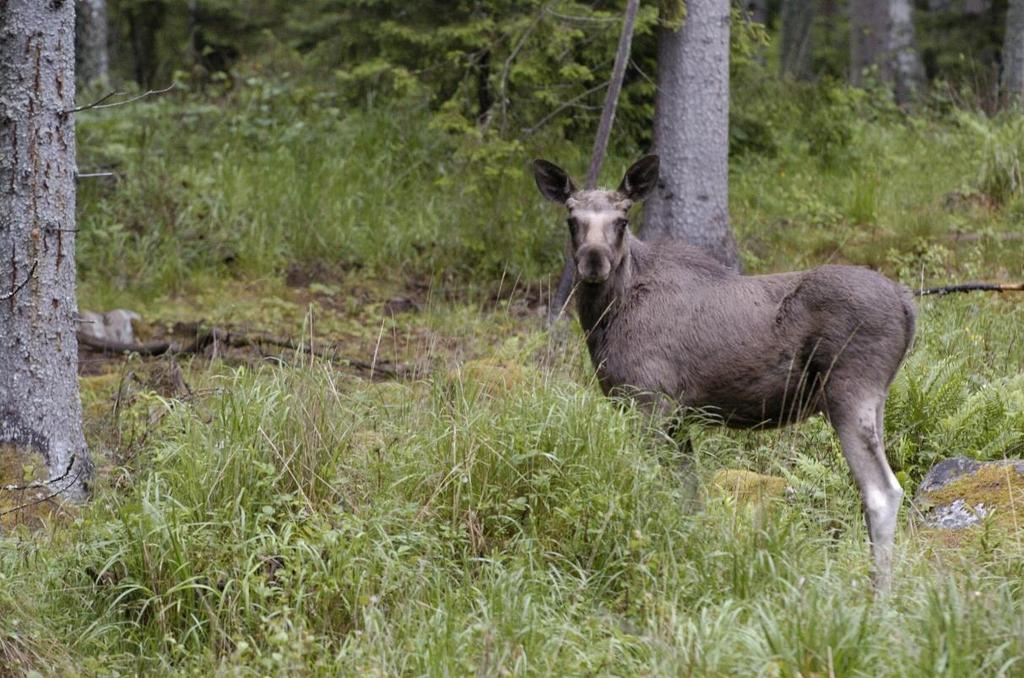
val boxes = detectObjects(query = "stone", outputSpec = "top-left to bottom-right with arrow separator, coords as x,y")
913,456 -> 1024,531
77,309 -> 141,344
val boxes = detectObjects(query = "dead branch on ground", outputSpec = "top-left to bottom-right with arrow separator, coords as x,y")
76,327 -> 407,378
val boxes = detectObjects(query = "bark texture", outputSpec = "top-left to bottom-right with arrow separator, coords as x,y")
780,0 -> 815,80
850,0 -> 925,105
0,0 -> 92,500
75,0 -> 109,86
642,0 -> 739,271
1004,0 -> 1024,102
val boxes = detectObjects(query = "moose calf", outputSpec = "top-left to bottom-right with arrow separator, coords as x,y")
534,155 -> 916,590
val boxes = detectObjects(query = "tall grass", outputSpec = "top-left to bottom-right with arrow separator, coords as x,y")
5,320 -> 1024,674
1,72 -> 1018,675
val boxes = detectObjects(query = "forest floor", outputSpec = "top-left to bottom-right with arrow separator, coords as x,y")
3,85 -> 1024,675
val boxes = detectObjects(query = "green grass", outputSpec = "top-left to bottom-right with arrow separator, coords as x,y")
3,76 -> 1024,674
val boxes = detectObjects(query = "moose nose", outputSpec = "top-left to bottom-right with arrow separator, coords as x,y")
577,248 -> 611,283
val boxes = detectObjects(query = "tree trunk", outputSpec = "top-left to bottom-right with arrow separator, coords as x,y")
642,0 -> 739,271
780,0 -> 816,79
0,0 -> 92,501
1003,0 -> 1024,102
75,0 -> 109,86
850,0 -> 925,105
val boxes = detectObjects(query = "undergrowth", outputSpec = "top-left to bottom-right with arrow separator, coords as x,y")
1,66 -> 1022,676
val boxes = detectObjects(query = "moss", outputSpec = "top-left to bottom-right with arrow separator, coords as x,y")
709,469 -> 789,505
448,358 -> 535,397
0,444 -> 57,532
917,463 -> 1024,533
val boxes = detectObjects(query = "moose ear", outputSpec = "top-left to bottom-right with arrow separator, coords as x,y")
617,155 -> 659,201
532,159 -> 578,204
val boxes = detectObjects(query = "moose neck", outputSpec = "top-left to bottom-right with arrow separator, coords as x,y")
576,233 -> 642,337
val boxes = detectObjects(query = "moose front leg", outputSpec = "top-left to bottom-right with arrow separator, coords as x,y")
632,390 -> 699,507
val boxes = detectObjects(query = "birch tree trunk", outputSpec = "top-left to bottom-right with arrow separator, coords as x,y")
642,0 -> 739,271
75,0 -> 109,86
0,0 -> 92,501
780,0 -> 816,80
850,0 -> 925,105
1003,0 -> 1024,102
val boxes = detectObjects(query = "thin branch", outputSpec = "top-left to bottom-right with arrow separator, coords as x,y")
76,172 -> 116,180
915,282 -> 1024,297
544,7 -> 620,23
0,259 -> 37,301
1,455 -> 75,493
0,465 -> 86,519
67,89 -> 120,113
586,0 -> 641,188
63,83 -> 176,115
76,327 -> 407,378
522,80 -> 610,136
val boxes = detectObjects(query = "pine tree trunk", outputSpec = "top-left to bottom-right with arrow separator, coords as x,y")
642,0 -> 739,271
850,0 -> 924,105
0,0 -> 92,501
780,0 -> 815,80
75,0 -> 109,86
1003,0 -> 1024,102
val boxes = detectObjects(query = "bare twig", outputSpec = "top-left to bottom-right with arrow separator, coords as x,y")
915,282 -> 1024,297
523,80 -> 609,136
544,7 -> 620,23
0,463 -> 85,519
586,0 -> 641,188
76,172 -> 116,180
1,455 -> 75,493
1,259 -> 37,301
63,82 -> 176,115
76,327 -> 407,378
67,89 -> 120,112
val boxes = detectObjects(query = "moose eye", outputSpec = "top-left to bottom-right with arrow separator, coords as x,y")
614,218 -> 629,231
566,217 -> 578,234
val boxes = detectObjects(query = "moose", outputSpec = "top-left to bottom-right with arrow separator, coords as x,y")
534,155 -> 916,590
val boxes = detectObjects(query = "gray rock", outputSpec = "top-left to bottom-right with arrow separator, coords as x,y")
78,309 -> 140,344
914,456 -> 1024,530
923,498 -> 989,530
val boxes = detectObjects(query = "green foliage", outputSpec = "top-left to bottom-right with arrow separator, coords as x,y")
52,10 -> 1024,672
884,296 -> 1024,486
957,112 -> 1024,207
6,289 -> 1024,673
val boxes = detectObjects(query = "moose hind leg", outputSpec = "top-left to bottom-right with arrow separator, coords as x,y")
830,394 -> 903,592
